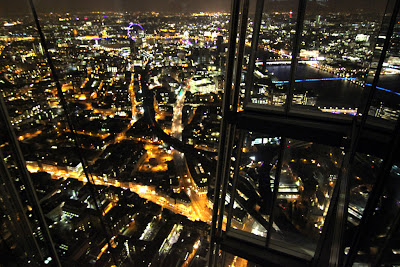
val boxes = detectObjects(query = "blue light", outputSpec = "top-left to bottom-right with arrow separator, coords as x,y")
365,83 -> 400,96
127,23 -> 144,41
270,79 -> 400,96
272,77 -> 356,84
273,80 -> 289,84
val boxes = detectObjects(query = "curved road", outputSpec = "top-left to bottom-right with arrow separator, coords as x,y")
140,66 -> 216,165
140,66 -> 213,222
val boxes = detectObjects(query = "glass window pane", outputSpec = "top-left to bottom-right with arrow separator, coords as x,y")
0,17 -> 58,264
2,2 -> 230,265
351,164 -> 400,265
223,252 -> 260,267
269,139 -> 344,257
244,1 -> 298,108
227,131 -> 281,238
290,1 -> 387,116
0,133 -> 46,265
346,153 -> 382,227
366,0 -> 400,121
381,226 -> 400,266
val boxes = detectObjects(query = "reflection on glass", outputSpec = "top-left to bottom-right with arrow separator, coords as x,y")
227,132 -> 281,237
352,164 -> 400,265
381,227 -> 400,265
290,1 -> 387,115
223,252 -> 261,267
245,2 -> 298,107
346,153 -> 382,228
0,133 -> 50,265
270,139 -> 343,256
342,153 -> 382,265
367,5 -> 400,121
1,6 -> 227,265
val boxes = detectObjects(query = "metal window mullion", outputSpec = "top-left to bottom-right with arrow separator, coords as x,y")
358,0 -> 400,124
209,0 -> 241,265
328,118 -> 361,266
284,0 -> 307,114
226,131 -> 245,231
219,133 -> 238,267
216,124 -> 236,237
312,120 -> 356,266
265,136 -> 286,246
215,0 -> 250,241
0,149 -> 43,263
356,0 -> 393,116
232,0 -> 250,111
311,161 -> 343,266
329,155 -> 351,266
344,1 -> 400,265
0,92 -> 61,266
28,1 -> 118,264
344,109 -> 400,267
374,195 -> 400,266
244,0 -> 265,108
215,0 -> 249,252
214,124 -> 239,266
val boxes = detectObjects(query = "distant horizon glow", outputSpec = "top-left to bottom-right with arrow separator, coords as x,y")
0,0 -> 388,16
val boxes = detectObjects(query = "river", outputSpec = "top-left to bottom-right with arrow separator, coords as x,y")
265,64 -> 399,108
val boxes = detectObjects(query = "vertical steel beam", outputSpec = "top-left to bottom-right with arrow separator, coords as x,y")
265,137 -> 286,246
330,155 -> 351,266
209,0 -> 241,265
232,0 -> 250,111
312,119 -> 356,267
358,0 -> 400,122
312,160 -> 343,266
326,119 -> 357,267
0,91 -> 61,266
244,0 -> 265,108
374,199 -> 400,266
214,2 -> 250,264
27,0 -> 118,264
217,0 -> 250,234
216,124 -> 234,238
345,106 -> 400,267
344,1 -> 400,265
0,149 -> 43,264
284,0 -> 307,114
226,131 -> 245,231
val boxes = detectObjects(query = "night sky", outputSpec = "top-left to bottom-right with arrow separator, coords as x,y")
0,0 -> 387,16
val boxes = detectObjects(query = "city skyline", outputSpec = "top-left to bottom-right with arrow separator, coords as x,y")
0,0 -> 388,16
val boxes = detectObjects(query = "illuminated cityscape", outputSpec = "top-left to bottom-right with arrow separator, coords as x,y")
1,0 -> 400,266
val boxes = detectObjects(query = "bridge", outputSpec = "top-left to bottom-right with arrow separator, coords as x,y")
319,107 -> 358,115
255,60 -> 317,66
272,77 -> 356,84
